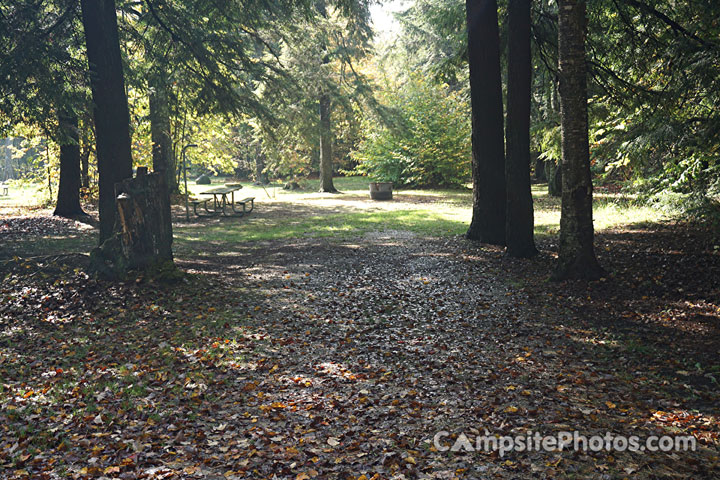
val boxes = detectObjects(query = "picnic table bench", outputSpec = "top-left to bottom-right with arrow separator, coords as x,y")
190,184 -> 255,217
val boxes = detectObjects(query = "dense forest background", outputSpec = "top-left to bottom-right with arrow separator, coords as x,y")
2,0 -> 718,204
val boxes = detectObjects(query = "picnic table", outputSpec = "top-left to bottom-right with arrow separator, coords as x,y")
191,184 -> 254,217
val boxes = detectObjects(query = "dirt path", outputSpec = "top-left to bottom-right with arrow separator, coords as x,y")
1,214 -> 718,479
170,232 -> 719,479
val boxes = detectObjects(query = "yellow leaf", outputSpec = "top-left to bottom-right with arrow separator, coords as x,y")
296,473 -> 310,480
269,365 -> 279,373
504,406 -> 519,413
605,401 -> 617,409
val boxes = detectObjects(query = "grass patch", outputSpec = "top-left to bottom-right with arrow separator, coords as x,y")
0,180 -> 56,210
175,208 -> 469,246
532,184 -> 672,238
2,177 -> 678,257
177,182 -> 673,246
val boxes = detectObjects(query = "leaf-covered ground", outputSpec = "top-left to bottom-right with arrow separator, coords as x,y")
0,209 -> 719,479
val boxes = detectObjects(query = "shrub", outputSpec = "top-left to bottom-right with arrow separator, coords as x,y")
351,77 -> 471,188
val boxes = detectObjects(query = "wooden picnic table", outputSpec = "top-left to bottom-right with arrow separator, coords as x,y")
191,184 -> 255,217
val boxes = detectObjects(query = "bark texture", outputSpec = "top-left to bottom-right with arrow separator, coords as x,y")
316,0 -> 336,193
89,170 -> 175,279
533,155 -> 547,182
318,94 -> 337,192
553,0 -> 604,280
54,112 -> 86,217
80,0 -> 133,243
149,73 -> 176,192
465,0 -> 506,245
505,0 -> 538,258
255,151 -> 269,185
546,162 -> 562,196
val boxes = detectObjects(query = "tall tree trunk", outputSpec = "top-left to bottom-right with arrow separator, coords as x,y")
54,112 -> 86,217
546,161 -> 562,196
552,0 -> 604,280
80,114 -> 92,190
80,148 -> 90,189
255,150 -> 269,184
505,0 -> 538,258
80,0 -> 133,243
316,0 -> 336,193
318,94 -> 337,192
534,155 -> 547,182
465,0 -> 506,245
149,73 -> 176,192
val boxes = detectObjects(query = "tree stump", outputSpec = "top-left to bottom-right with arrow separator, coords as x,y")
90,170 -> 176,279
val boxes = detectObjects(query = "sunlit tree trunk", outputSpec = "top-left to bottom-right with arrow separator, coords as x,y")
255,150 -> 269,184
465,0 -> 505,245
80,0 -> 133,243
505,0 -> 538,257
54,112 -> 86,217
316,0 -> 337,193
318,94 -> 337,192
80,148 -> 90,189
553,0 -> 604,280
79,115 -> 91,190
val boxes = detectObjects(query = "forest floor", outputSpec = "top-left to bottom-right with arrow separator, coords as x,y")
0,182 -> 719,479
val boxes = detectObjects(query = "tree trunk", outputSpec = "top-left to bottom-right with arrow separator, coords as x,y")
54,112 -> 86,217
255,151 -> 269,184
505,0 -> 537,258
318,94 -> 337,192
533,155 -> 547,182
465,0 -> 506,245
552,0 -> 604,280
149,72 -> 176,192
316,0 -> 337,193
80,148 -> 90,189
546,161 -> 562,196
80,115 -> 92,190
80,0 -> 134,243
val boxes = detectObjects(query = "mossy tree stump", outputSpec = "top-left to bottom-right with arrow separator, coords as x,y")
90,168 -> 176,279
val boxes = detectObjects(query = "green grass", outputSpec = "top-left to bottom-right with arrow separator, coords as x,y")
3,176 -> 677,256
176,178 -> 674,246
531,184 -> 670,238
0,180 -> 51,208
175,208 -> 468,248
186,176 -> 472,204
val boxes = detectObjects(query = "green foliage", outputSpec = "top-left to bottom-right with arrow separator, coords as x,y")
352,76 -> 470,188
252,1 -> 375,180
393,0 -> 467,88
0,0 -> 88,138
583,0 -> 720,197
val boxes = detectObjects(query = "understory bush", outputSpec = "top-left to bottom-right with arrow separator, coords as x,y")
351,76 -> 470,188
